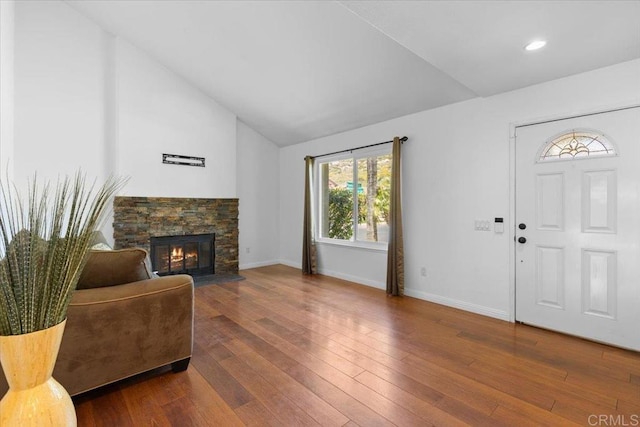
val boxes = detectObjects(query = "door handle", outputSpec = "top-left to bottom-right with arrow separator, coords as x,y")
518,237 -> 527,244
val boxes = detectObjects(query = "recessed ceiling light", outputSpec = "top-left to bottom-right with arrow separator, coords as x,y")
525,40 -> 547,51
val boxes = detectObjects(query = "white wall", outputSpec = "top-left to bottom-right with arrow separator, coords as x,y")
236,120 -> 280,269
13,0 -> 109,187
116,39 -> 236,199
0,0 -> 15,181
12,0 -> 241,245
279,59 -> 640,320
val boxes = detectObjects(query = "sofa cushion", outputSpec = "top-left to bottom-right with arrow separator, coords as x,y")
77,248 -> 153,289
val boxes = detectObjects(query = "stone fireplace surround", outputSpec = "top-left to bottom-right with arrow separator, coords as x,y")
113,197 -> 239,275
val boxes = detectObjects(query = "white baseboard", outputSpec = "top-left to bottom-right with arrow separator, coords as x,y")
260,260 -> 510,322
316,268 -> 386,290
275,259 -> 385,290
239,260 -> 280,270
404,288 -> 510,321
277,259 -> 301,269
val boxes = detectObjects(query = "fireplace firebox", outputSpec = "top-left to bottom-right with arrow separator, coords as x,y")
150,233 -> 215,276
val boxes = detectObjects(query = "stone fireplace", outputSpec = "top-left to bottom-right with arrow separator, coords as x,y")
113,197 -> 238,275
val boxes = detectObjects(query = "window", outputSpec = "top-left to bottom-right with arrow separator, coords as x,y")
538,130 -> 616,162
317,148 -> 391,247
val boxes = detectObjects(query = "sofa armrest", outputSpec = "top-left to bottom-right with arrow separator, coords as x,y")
55,274 -> 194,395
70,274 -> 193,304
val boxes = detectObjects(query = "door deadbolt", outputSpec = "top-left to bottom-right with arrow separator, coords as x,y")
519,223 -> 527,230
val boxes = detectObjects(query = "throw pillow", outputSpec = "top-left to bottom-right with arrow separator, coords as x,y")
77,248 -> 153,289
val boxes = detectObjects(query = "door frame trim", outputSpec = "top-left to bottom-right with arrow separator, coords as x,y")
508,102 -> 640,323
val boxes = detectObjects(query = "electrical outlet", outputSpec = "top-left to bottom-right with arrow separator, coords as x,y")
420,267 -> 427,277
245,247 -> 251,253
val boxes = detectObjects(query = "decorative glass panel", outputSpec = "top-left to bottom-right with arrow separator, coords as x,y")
538,130 -> 616,162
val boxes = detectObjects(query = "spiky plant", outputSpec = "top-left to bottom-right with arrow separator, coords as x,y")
0,173 -> 125,335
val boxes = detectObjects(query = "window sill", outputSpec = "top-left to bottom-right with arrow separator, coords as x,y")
315,239 -> 388,253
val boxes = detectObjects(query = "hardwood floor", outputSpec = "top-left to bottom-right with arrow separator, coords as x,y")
74,265 -> 640,426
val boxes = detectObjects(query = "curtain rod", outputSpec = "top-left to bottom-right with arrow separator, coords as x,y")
306,136 -> 407,160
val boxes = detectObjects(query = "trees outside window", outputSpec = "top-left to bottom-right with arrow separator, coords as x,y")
318,150 -> 391,245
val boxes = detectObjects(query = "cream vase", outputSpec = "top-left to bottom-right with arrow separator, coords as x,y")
0,319 -> 76,426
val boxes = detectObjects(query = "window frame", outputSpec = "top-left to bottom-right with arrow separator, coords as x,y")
314,145 -> 391,251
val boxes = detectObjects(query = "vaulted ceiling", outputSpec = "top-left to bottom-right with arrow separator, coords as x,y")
66,0 -> 640,146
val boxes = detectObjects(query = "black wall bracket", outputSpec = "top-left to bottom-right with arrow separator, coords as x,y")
162,153 -> 205,167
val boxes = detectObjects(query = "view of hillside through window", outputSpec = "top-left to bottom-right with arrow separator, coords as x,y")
319,153 -> 391,243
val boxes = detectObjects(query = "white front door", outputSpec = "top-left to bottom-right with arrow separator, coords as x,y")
515,107 -> 640,350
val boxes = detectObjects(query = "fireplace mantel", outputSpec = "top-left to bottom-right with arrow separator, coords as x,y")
113,197 -> 238,274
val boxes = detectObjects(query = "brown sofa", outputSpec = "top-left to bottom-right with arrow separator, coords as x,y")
0,248 -> 194,397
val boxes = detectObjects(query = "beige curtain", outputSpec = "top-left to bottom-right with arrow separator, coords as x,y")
386,137 -> 404,296
302,156 -> 317,274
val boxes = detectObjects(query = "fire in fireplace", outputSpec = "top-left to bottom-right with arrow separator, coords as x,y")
150,233 -> 215,276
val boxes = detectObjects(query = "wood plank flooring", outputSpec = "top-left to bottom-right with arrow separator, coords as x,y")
73,265 -> 640,426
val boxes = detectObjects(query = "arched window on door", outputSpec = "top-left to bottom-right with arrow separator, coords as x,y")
537,129 -> 617,162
